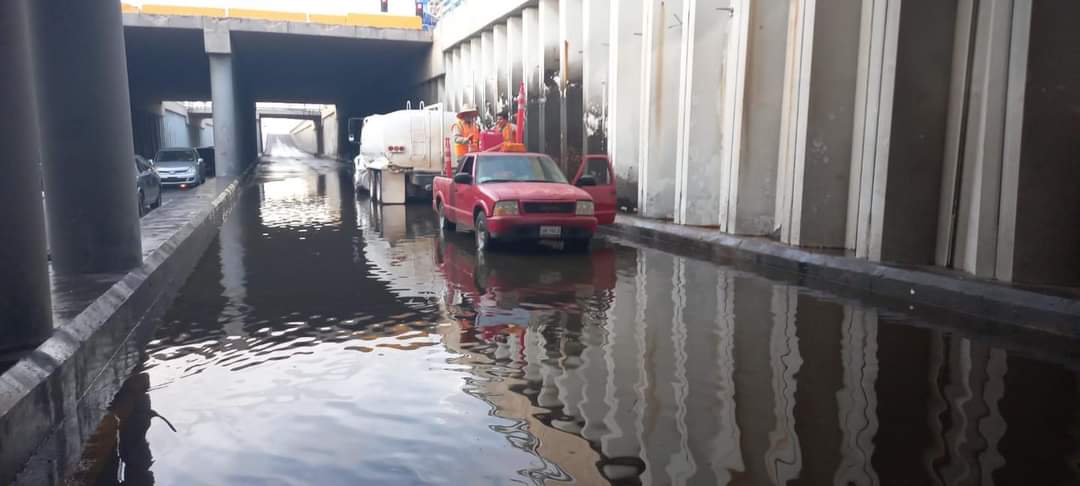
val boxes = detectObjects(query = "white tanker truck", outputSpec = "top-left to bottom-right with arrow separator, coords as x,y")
350,102 -> 457,204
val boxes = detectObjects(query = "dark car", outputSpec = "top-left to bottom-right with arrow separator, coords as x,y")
154,147 -> 205,188
196,146 -> 215,177
135,155 -> 162,216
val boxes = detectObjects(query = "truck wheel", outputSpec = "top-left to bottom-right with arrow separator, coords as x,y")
438,202 -> 456,232
475,212 -> 496,252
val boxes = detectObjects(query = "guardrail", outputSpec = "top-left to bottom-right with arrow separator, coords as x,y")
121,3 -> 423,30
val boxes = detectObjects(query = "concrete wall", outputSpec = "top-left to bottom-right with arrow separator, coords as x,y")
160,102 -> 193,148
289,120 -> 319,154
1012,0 -> 1080,286
432,0 -> 1080,288
321,106 -> 340,158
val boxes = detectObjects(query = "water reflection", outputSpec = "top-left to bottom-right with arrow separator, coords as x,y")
80,158 -> 1078,486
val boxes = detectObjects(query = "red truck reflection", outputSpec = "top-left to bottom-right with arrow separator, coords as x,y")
434,235 -> 616,343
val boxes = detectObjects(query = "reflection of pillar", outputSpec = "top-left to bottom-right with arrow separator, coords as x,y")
638,249 -> 685,486
765,285 -> 803,484
599,250 -> 646,481
32,0 -> 142,274
608,0 -> 643,209
680,260 -> 744,484
575,306 -> 610,443
0,0 -> 52,354
834,307 -> 880,485
218,205 -> 248,337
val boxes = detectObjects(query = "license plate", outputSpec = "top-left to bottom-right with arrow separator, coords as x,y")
539,226 -> 562,238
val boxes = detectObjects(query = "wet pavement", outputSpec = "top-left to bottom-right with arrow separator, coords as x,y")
74,156 -> 1079,485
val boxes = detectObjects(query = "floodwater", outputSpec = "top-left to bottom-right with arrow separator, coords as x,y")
78,157 -> 1079,485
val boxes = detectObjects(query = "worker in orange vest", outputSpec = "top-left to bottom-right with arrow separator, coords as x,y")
496,111 -> 516,144
451,105 -> 481,159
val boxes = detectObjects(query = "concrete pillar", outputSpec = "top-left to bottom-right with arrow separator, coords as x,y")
32,0 -> 142,274
673,0 -> 750,226
936,0 -> 1031,278
481,30 -> 495,125
315,120 -> 325,156
1,0 -> 52,355
443,50 -> 455,111
538,0 -> 561,159
637,0 -> 684,219
206,27 -> 243,176
559,0 -> 585,174
846,0 -> 958,264
608,0 -> 643,210
730,0 -> 790,235
506,17 -> 523,118
583,0 -> 610,156
521,8 -> 542,151
493,25 -> 508,116
256,117 -> 264,155
470,37 -> 483,111
774,0 -> 862,248
1010,0 -> 1078,286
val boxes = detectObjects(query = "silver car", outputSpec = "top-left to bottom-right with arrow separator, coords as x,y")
136,155 -> 162,216
154,147 -> 205,188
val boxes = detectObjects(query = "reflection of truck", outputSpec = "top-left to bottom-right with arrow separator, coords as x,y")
351,103 -> 458,204
431,148 -> 616,252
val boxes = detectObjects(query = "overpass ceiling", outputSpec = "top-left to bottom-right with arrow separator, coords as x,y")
125,26 -> 429,106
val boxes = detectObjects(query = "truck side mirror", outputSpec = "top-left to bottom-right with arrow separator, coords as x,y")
575,175 -> 597,187
453,173 -> 473,184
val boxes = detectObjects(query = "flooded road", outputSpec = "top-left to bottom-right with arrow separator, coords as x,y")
80,157 -> 1079,485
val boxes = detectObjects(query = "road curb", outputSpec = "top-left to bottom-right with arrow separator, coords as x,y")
600,215 -> 1080,338
0,168 -> 254,485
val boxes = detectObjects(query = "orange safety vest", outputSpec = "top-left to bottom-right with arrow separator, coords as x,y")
499,124 -> 515,144
452,120 -> 480,158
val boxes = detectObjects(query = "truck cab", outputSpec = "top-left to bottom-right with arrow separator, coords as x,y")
432,150 -> 615,252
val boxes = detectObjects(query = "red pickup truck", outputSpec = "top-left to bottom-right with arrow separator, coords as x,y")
432,150 -> 616,251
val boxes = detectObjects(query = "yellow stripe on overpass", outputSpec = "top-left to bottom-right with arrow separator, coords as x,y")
124,4 -> 422,30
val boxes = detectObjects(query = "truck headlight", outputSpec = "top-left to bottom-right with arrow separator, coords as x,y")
493,201 -> 519,216
575,200 -> 595,216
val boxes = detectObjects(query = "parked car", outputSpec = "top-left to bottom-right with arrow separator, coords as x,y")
135,155 -> 162,216
153,147 -> 205,188
432,149 -> 613,252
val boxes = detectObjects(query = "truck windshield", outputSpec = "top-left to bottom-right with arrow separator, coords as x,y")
475,155 -> 568,184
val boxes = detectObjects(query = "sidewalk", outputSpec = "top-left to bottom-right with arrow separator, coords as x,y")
600,215 -> 1080,338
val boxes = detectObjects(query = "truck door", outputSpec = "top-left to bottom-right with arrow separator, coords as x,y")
573,155 -> 617,224
450,156 -> 475,222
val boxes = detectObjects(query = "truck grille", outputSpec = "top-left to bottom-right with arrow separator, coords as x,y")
523,202 -> 575,214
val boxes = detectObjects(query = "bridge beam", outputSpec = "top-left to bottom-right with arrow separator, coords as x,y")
0,0 -> 52,356
32,0 -> 142,274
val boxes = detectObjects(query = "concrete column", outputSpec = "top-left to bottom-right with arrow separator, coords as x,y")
538,0 -> 561,159
256,117 -> 264,155
559,0 -> 585,174
583,0 -> 610,156
608,0 -> 643,210
637,0 -> 684,219
481,30 -> 495,125
521,8 -> 541,151
1010,0 -> 1078,286
470,37 -> 483,111
937,0 -> 1030,279
207,27 -> 243,177
846,0 -> 958,264
493,25 -> 508,116
729,0 -> 789,235
506,17 -> 523,118
774,0 -> 862,248
443,50 -> 455,111
673,0 -> 749,226
1,0 -> 52,355
315,121 -> 325,156
31,0 -> 142,274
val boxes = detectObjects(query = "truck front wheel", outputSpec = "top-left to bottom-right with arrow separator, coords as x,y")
438,202 -> 456,232
475,212 -> 497,252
